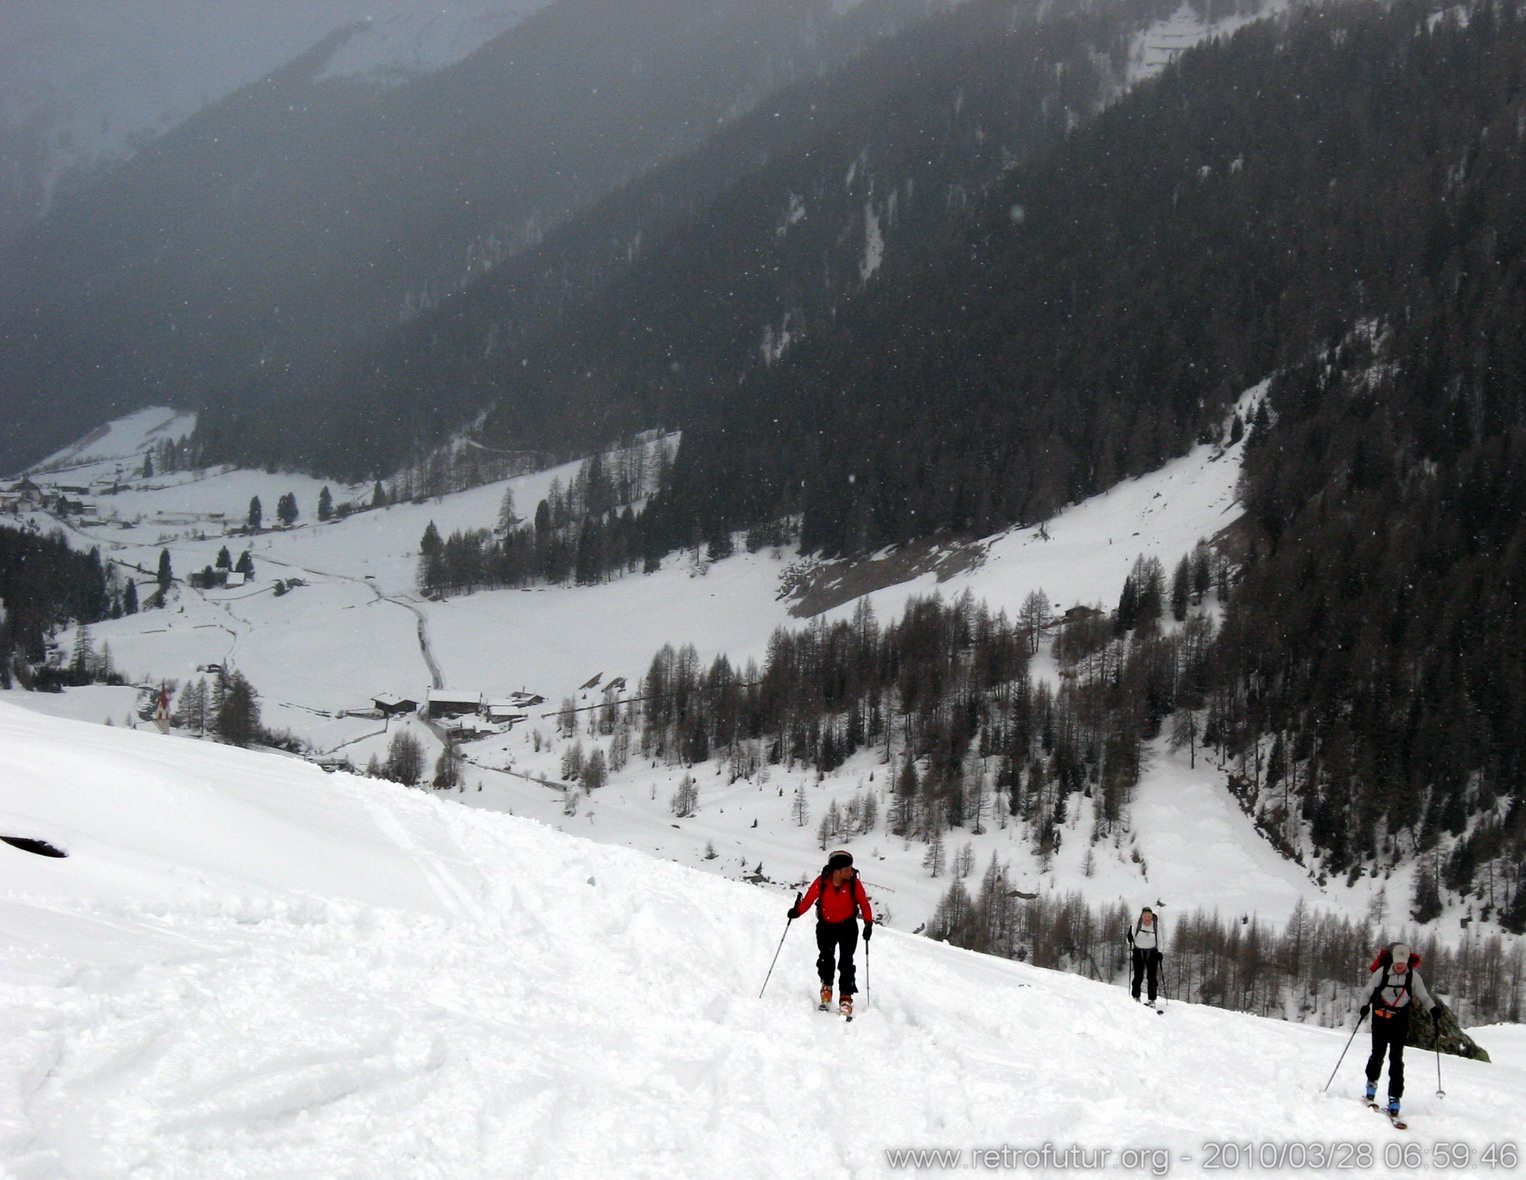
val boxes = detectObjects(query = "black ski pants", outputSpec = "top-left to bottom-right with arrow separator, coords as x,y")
816,918 -> 860,995
1366,1006 -> 1411,1099
1131,947 -> 1161,1002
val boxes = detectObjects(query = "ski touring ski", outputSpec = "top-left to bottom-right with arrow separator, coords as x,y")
1368,1103 -> 1408,1130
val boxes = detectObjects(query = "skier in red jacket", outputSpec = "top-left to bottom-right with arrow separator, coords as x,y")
789,849 -> 874,1016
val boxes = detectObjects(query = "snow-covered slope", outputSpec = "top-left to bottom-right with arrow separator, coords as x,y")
1128,2 -> 1288,85
2,702 -> 1519,1179
24,407 -> 196,477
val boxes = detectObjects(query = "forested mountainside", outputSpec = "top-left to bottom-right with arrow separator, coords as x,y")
191,0 -> 1226,479
647,2 -> 1525,557
313,0 -> 1526,923
499,0 -> 1526,925
0,0 -> 940,473
662,0 -> 1526,922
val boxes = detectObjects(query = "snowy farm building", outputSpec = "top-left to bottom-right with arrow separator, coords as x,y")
426,690 -> 481,719
372,693 -> 419,717
484,703 -> 529,728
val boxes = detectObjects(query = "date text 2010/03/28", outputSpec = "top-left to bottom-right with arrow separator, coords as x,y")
1199,1140 -> 1519,1170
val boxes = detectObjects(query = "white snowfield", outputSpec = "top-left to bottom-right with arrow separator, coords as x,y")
3,704 -> 1522,1179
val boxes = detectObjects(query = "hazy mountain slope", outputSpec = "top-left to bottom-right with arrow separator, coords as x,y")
0,0 -> 940,473
0,1 -> 546,240
280,0 -> 1146,475
196,0 -> 1271,478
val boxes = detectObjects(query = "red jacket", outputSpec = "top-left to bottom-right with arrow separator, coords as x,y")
799,873 -> 873,924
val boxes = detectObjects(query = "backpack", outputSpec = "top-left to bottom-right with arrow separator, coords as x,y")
816,866 -> 864,920
1369,945 -> 1421,1009
1130,916 -> 1163,952
1369,946 -> 1422,973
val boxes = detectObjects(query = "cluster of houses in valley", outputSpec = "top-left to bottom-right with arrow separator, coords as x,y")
3,475 -> 121,522
1,477 -> 62,517
1,475 -> 232,533
370,689 -> 547,737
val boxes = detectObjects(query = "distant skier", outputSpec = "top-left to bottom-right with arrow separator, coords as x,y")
1360,941 -> 1441,1118
788,849 -> 874,1017
1126,906 -> 1162,1007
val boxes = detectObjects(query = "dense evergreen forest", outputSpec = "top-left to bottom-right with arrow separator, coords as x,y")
651,1 -> 1526,555
0,524 -> 121,688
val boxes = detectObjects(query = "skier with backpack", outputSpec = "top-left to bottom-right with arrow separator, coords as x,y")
788,849 -> 874,1018
1360,941 -> 1441,1120
1126,906 -> 1163,1009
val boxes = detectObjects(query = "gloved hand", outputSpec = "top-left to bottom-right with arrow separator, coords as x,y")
863,920 -> 873,940
1432,1007 -> 1442,1022
786,906 -> 798,921
1359,1004 -> 1370,1019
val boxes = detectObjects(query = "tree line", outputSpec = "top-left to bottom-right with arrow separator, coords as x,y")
417,441 -> 676,595
1,524 -> 120,688
926,878 -> 1524,1037
170,668 -> 264,748
627,561 -> 1222,858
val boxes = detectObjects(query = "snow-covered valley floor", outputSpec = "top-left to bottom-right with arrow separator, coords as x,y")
6,394 -> 1414,940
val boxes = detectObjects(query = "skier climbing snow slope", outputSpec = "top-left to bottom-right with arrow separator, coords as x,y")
2,702 -> 1522,1178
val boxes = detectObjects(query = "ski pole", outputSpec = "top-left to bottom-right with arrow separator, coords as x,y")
759,892 -> 802,999
864,922 -> 872,1010
1435,1018 -> 1446,1098
1321,1010 -> 1367,1093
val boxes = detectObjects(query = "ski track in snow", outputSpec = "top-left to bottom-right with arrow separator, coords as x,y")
4,705 -> 1524,1179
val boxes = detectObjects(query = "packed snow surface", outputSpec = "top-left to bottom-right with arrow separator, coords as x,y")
3,703 -> 1522,1179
